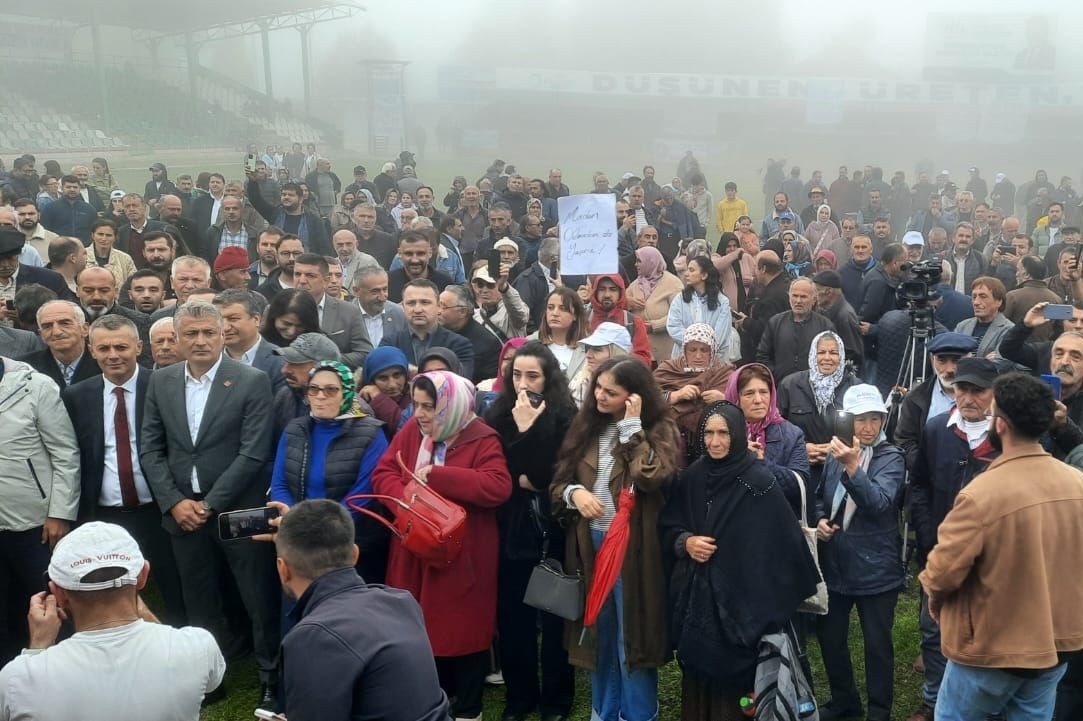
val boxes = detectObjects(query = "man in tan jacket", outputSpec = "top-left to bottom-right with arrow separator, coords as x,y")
920,372 -> 1083,720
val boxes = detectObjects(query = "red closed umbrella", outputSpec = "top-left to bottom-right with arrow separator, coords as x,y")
583,485 -> 636,628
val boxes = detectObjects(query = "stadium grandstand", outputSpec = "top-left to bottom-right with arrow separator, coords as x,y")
0,3 -> 359,152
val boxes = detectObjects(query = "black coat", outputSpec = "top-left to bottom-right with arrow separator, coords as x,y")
386,267 -> 453,304
15,264 -> 76,301
18,347 -> 100,391
379,326 -> 475,381
485,401 -> 575,562
777,370 -> 860,446
512,262 -> 550,334
245,179 -> 330,255
741,272 -> 791,363
448,318 -> 502,384
755,311 -> 835,382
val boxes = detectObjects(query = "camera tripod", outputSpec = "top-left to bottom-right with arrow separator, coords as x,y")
887,303 -> 938,578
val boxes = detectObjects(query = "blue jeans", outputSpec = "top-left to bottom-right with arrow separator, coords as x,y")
935,661 -> 1066,721
590,529 -> 658,721
919,589 -> 947,708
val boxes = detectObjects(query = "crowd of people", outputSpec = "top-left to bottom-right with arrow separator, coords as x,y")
1,149 -> 1083,721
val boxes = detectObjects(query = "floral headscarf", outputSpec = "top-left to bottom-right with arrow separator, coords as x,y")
681,323 -> 717,372
783,234 -> 812,277
492,337 -> 527,392
634,246 -> 666,298
724,363 -> 785,446
309,360 -> 357,416
413,370 -> 477,469
807,331 -> 846,413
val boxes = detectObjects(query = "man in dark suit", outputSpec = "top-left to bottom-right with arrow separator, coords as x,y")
346,203 -> 398,269
387,230 -> 454,303
18,299 -> 100,390
0,228 -> 77,302
158,193 -> 207,262
350,266 -> 407,349
191,172 -> 227,231
61,314 -> 186,625
293,253 -> 369,369
38,175 -> 97,243
212,288 -> 286,394
140,300 -> 279,704
380,278 -> 474,378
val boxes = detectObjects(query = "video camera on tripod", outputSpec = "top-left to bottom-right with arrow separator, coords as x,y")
898,259 -> 942,305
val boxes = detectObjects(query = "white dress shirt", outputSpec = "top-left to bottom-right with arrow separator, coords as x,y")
316,294 -> 326,325
361,308 -> 385,347
101,373 -> 153,506
227,338 -> 262,366
184,357 -> 222,493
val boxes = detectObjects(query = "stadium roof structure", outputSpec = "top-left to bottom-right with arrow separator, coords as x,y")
4,3 -> 363,37
5,2 -> 364,123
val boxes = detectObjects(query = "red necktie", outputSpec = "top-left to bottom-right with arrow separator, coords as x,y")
113,387 -> 139,507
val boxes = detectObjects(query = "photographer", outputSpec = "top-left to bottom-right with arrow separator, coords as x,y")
988,233 -> 1034,292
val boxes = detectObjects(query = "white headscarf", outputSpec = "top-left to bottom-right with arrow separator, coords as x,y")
807,331 -> 847,412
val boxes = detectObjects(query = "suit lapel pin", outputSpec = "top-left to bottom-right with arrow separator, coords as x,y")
223,379 -> 233,388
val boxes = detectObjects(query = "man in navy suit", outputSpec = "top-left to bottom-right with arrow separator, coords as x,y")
212,288 -> 286,394
61,314 -> 186,625
379,278 -> 474,379
0,228 -> 76,303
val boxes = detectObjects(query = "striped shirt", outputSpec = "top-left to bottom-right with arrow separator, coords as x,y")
563,417 -> 644,533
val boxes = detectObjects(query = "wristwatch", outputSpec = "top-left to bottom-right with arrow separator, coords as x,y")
201,500 -> 213,515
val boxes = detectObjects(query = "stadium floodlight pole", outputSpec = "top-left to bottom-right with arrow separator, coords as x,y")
90,4 -> 111,134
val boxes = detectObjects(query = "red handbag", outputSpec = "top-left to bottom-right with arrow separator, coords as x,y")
347,452 -> 467,567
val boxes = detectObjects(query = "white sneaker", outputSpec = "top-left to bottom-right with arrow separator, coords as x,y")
454,715 -> 482,721
484,670 -> 504,685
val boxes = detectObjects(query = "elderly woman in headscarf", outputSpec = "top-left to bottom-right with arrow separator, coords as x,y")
778,331 -> 860,487
805,203 -> 841,255
654,323 -> 734,464
724,363 -> 811,520
626,246 -> 683,360
813,384 -> 905,721
661,401 -> 820,721
372,371 -> 513,721
270,360 -> 392,581
780,230 -> 813,278
814,248 -> 838,274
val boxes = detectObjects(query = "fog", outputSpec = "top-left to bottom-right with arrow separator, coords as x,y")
2,1 -> 1082,195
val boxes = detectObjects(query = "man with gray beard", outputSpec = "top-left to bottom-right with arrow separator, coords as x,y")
76,267 -> 152,366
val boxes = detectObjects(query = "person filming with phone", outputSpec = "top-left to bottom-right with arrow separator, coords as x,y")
813,384 -> 905,721
0,522 -> 225,721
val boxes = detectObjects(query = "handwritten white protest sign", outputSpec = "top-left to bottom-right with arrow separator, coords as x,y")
558,194 -> 618,276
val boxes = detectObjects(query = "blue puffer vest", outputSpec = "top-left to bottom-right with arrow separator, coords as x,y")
282,414 -> 384,501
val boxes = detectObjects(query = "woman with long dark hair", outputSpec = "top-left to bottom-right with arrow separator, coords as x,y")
551,358 -> 680,721
89,157 -> 117,199
666,255 -> 733,360
485,342 -> 577,721
660,401 -> 819,720
261,288 -> 321,347
531,287 -> 587,374
372,371 -> 512,721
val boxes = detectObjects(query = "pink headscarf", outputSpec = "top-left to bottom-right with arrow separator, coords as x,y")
723,363 -> 785,446
634,246 -> 666,298
814,249 -> 838,270
492,337 -> 528,392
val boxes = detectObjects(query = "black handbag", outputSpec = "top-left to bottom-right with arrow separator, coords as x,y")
522,497 -> 582,621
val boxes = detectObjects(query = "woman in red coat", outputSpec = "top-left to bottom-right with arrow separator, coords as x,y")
372,370 -> 512,721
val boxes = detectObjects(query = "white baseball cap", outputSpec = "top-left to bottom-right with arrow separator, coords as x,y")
48,522 -> 144,591
842,384 -> 888,415
902,231 -> 925,247
579,322 -> 632,353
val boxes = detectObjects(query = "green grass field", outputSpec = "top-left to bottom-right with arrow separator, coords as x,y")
199,582 -> 923,721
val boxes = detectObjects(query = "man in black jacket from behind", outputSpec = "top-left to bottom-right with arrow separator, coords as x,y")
274,500 -> 451,721
739,250 -> 791,363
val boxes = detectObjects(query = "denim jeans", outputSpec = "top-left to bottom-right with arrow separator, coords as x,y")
935,661 -> 1066,721
590,529 -> 658,721
919,588 -> 947,708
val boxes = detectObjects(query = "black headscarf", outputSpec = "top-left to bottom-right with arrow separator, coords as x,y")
660,402 -> 820,687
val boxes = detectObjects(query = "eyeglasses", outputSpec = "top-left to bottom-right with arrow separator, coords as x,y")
306,384 -> 342,397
